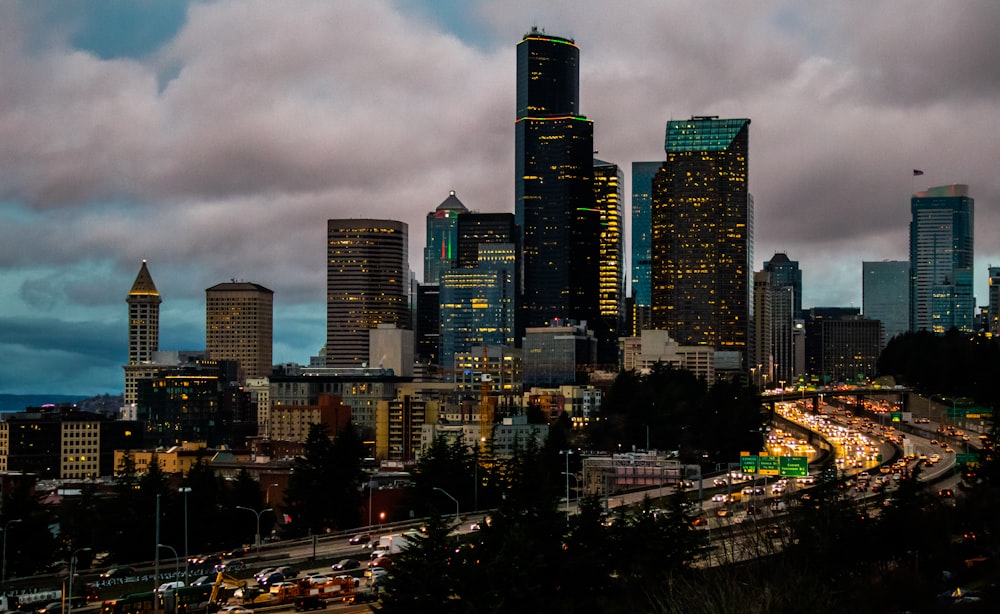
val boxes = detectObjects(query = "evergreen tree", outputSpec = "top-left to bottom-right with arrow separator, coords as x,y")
377,512 -> 461,613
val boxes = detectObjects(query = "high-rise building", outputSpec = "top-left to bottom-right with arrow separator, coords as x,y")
751,270 -> 772,386
124,260 -> 161,406
651,116 -> 753,361
909,184 -> 974,333
631,161 -> 661,333
763,253 -> 803,319
863,260 -> 910,348
206,281 -> 274,383
439,243 -> 517,372
989,267 -> 1000,337
594,159 -> 625,363
424,191 -> 468,284
326,219 -> 409,367
803,308 -> 881,383
515,28 -> 600,332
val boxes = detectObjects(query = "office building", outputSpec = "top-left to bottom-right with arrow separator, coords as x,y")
751,270 -> 772,386
439,244 -> 517,373
651,116 -> 753,362
631,161 -> 662,333
206,281 -> 274,383
415,284 -> 441,365
594,159 -> 625,363
424,191 -> 468,284
515,28 -> 600,332
522,320 -> 597,388
863,260 -> 910,348
803,308 -> 881,382
989,267 -> 1000,336
456,212 -> 519,269
326,219 -> 409,367
124,260 -> 161,406
909,185 -> 974,333
763,253 -> 803,319
0,405 -> 141,479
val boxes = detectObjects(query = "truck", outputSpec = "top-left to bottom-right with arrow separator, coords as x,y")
375,531 -> 419,556
292,577 -> 356,610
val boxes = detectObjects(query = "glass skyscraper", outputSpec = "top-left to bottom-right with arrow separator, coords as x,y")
594,159 -> 624,363
909,184 -> 974,333
631,161 -> 661,311
424,191 -> 468,284
862,260 -> 910,348
515,28 -> 599,332
651,116 -> 752,359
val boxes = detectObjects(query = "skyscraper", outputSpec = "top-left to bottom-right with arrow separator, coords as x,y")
631,161 -> 661,333
515,28 -> 600,332
206,281 -> 274,382
989,267 -> 1000,337
327,219 -> 409,367
763,253 -> 803,319
651,116 -> 752,360
909,184 -> 974,333
862,260 -> 910,348
594,159 -> 625,363
124,260 -> 161,406
424,191 -> 468,284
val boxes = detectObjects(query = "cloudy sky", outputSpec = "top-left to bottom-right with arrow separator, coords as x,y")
2,0 -> 998,396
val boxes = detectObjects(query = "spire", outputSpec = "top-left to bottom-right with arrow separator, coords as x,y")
129,260 -> 160,297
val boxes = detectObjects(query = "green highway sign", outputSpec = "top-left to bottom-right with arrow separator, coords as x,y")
779,456 -> 809,477
758,454 -> 780,476
740,454 -> 758,474
955,453 -> 979,466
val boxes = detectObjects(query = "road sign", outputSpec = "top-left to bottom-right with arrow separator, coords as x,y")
955,453 -> 979,466
758,454 -> 780,476
779,456 -> 808,477
740,454 -> 758,474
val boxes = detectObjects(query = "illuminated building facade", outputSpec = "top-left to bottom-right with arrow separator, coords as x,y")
515,28 -> 600,332
326,219 -> 409,367
989,267 -> 1000,337
439,244 -> 517,373
651,116 -> 752,362
594,159 -> 625,363
909,184 -> 974,333
206,281 -> 273,383
124,260 -> 161,406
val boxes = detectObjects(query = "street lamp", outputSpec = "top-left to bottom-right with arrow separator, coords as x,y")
561,472 -> 579,515
432,487 -> 459,522
2,518 -> 22,585
235,506 -> 272,559
178,487 -> 191,586
560,450 -> 574,516
157,544 -> 180,582
66,547 -> 91,614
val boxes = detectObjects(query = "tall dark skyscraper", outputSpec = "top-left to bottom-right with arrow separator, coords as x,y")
631,161 -> 661,325
651,116 -> 752,360
424,191 -> 468,284
515,28 -> 600,332
909,184 -> 974,333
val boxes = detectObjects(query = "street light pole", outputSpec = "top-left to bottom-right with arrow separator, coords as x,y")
66,547 -> 91,614
560,450 -> 574,516
2,518 -> 22,585
157,544 -> 179,581
178,487 -> 191,586
235,506 -> 273,559
432,487 -> 459,522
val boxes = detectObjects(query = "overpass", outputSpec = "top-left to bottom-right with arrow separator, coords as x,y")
760,385 -> 911,413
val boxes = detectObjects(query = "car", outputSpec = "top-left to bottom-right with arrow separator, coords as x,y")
711,493 -> 729,503
36,603 -> 63,614
938,488 -> 954,498
214,558 -> 243,572
254,567 -> 276,580
191,575 -> 213,586
369,556 -> 392,569
100,566 -> 135,579
349,533 -> 372,546
331,558 -> 360,571
469,522 -> 481,531
158,581 -> 185,594
335,574 -> 361,587
712,478 -> 728,487
275,566 -> 298,578
303,573 -> 331,585
258,572 -> 284,588
367,567 -> 388,586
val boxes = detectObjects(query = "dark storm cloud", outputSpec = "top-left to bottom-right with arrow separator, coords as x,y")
0,0 -> 997,394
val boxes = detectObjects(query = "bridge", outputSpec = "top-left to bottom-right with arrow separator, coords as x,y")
760,385 -> 911,412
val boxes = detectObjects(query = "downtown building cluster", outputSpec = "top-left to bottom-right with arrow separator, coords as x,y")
3,29 -> 996,489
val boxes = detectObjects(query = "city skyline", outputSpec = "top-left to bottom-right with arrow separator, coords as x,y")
1,1 -> 999,395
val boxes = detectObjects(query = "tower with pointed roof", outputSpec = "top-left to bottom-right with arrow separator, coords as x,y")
123,260 -> 161,405
424,190 -> 469,284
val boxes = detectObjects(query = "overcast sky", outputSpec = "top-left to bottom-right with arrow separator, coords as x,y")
2,0 -> 998,396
